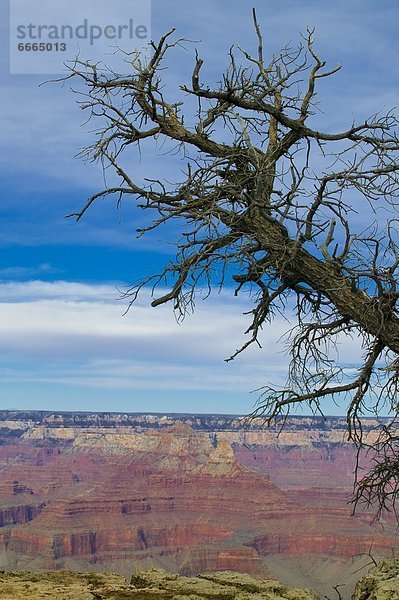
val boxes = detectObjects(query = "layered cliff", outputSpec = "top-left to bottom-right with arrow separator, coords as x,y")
0,411 -> 396,599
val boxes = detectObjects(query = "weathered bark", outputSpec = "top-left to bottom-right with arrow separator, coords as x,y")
239,211 -> 399,353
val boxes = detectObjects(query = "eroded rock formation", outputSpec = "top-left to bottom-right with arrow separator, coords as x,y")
352,559 -> 399,600
0,411 -> 397,599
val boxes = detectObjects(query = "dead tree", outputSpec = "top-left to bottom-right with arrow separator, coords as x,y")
64,11 -> 399,516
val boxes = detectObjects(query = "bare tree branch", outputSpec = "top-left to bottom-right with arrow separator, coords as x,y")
63,14 -> 399,519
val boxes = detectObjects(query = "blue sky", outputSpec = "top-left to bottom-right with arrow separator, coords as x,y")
1,0 -> 398,415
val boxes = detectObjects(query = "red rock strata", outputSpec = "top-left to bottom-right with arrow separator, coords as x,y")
0,412 -> 397,587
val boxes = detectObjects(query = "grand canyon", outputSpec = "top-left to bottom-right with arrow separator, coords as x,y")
0,410 -> 398,599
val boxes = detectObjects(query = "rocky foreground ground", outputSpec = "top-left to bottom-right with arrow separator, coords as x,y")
1,560 -> 399,599
0,567 -> 319,599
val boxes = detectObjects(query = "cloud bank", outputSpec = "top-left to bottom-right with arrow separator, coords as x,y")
0,280 -> 364,414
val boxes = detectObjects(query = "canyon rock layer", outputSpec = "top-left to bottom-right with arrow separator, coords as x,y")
0,411 -> 397,599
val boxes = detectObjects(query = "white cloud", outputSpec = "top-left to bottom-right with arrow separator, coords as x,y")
0,280 -> 364,399
0,263 -> 60,278
0,280 -> 285,363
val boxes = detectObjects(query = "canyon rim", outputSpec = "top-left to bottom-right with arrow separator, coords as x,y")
0,410 -> 397,599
